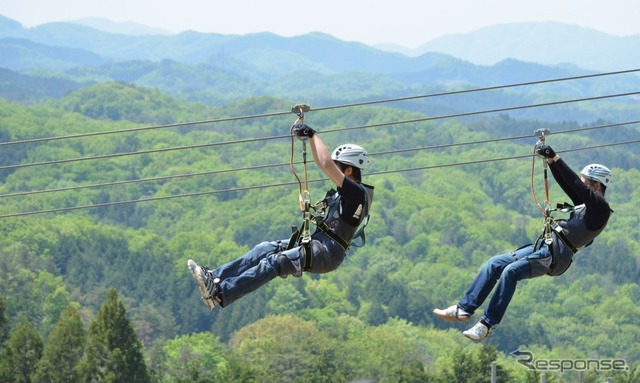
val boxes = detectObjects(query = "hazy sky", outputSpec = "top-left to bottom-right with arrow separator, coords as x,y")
1,0 -> 639,48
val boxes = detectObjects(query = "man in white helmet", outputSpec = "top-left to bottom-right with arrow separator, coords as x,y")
187,124 -> 374,309
434,144 -> 612,340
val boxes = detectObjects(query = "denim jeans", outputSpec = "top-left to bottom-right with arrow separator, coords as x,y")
458,243 -> 552,327
213,232 -> 345,307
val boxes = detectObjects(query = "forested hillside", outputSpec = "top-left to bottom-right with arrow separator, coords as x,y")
1,14 -> 640,382
0,76 -> 639,382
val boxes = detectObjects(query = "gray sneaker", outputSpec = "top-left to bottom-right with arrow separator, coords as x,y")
463,321 -> 492,341
433,305 -> 471,322
188,259 -> 221,309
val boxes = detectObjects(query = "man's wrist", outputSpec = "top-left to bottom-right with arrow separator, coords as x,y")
548,154 -> 560,163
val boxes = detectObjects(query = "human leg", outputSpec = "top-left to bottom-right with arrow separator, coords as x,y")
433,245 -> 534,324
479,259 -> 529,326
464,245 -> 551,340
217,244 -> 304,306
306,234 -> 346,274
272,234 -> 346,277
463,257 -> 532,340
188,235 -> 346,308
213,240 -> 288,280
480,245 -> 551,327
458,246 -> 534,313
189,240 -> 289,308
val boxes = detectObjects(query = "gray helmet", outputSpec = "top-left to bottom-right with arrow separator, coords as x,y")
332,144 -> 369,170
581,164 -> 611,187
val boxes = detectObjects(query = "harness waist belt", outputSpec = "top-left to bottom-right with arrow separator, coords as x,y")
546,232 -> 577,274
553,225 -> 578,254
315,220 -> 350,251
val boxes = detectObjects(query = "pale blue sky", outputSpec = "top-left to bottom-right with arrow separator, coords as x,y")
1,0 -> 639,48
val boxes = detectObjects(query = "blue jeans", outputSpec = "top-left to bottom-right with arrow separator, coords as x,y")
213,232 -> 345,307
458,243 -> 552,327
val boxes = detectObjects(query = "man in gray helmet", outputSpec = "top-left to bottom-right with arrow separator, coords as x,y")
434,145 -> 612,340
188,125 -> 374,309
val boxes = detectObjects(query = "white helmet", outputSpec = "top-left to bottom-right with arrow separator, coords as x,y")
332,144 -> 369,170
581,164 -> 611,188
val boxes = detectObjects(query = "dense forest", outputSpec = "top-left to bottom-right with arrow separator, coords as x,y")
1,18 -> 640,380
0,78 -> 639,382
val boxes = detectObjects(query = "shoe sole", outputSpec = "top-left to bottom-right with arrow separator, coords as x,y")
188,259 -> 218,310
433,309 -> 470,322
463,332 -> 485,341
462,325 -> 491,341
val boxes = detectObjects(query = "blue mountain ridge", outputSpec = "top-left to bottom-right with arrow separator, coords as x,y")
2,15 -> 638,73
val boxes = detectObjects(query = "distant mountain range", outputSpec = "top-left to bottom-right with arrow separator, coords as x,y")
69,17 -> 173,36
381,22 -> 640,72
1,13 -> 639,125
1,15 -> 639,73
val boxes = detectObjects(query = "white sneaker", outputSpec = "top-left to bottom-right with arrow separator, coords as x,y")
463,321 -> 492,341
188,259 -> 221,309
433,305 -> 471,322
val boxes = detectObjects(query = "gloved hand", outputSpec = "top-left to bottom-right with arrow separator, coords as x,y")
293,124 -> 316,140
536,144 -> 556,159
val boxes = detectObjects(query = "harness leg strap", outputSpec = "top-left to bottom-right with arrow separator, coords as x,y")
302,239 -> 313,271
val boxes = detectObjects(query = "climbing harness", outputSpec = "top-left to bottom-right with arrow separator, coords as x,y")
286,104 -> 372,271
310,187 -> 372,250
530,129 -> 579,273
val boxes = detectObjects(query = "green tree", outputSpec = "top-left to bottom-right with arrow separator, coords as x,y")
161,332 -> 228,383
32,306 -> 86,383
441,345 -> 510,383
614,362 -> 640,383
27,272 -> 72,337
266,282 -> 307,314
78,289 -> 150,383
229,314 -> 342,383
392,360 -> 435,383
337,319 -> 442,383
0,320 -> 43,383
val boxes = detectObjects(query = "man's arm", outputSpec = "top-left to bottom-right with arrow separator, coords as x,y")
546,153 -> 610,230
308,133 -> 345,187
547,156 -> 583,205
539,147 -> 582,205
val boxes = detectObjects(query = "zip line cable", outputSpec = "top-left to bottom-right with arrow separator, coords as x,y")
0,70 -> 638,216
1,119 -> 638,199
309,69 -> 640,112
0,112 -> 288,148
371,120 -> 640,157
0,162 -> 291,198
1,138 -> 638,219
0,134 -> 288,172
319,91 -> 640,135
1,91 -> 639,172
368,139 -> 640,176
0,68 -> 638,148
